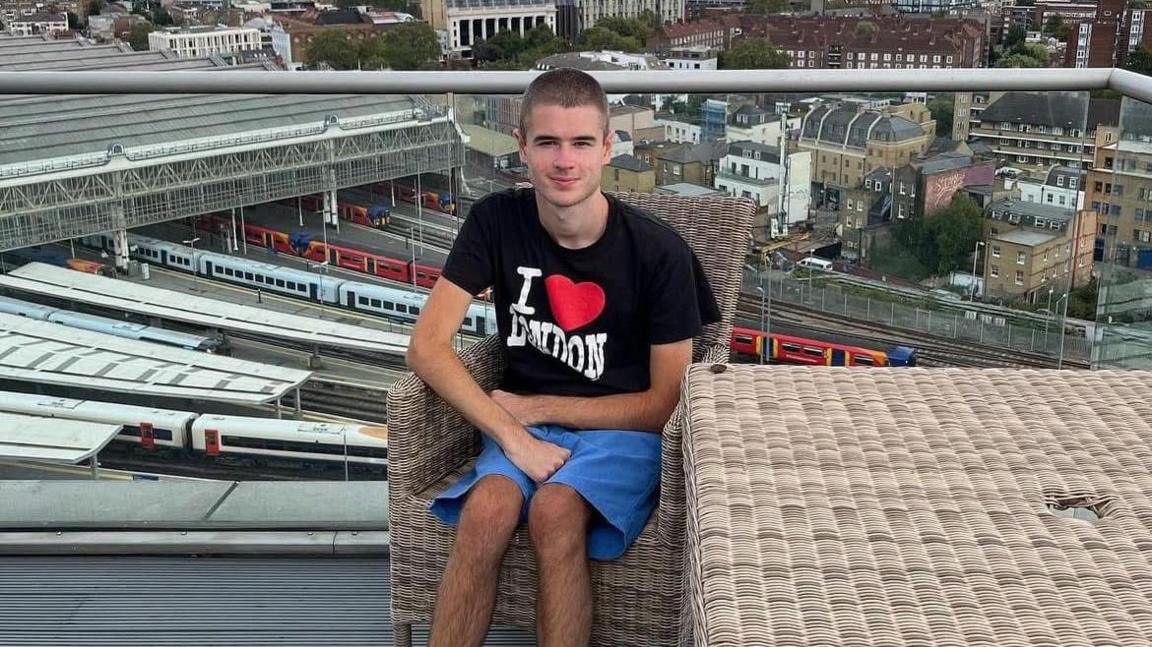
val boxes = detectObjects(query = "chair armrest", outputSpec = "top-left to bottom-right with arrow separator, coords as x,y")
655,341 -> 729,546
386,335 -> 506,498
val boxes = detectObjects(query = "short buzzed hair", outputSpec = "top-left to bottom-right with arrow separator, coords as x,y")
518,68 -> 610,138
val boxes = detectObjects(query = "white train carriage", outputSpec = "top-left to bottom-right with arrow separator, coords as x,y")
0,296 -> 218,352
0,392 -> 195,448
190,415 -> 389,466
337,281 -> 498,336
197,252 -> 343,304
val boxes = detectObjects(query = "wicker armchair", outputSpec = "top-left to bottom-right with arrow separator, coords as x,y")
386,192 -> 757,647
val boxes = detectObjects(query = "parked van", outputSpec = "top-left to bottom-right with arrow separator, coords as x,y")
796,256 -> 833,271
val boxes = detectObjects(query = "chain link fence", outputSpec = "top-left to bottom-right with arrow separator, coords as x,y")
745,270 -> 1090,362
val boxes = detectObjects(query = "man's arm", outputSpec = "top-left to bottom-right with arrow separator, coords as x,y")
406,278 -> 570,481
491,339 -> 692,433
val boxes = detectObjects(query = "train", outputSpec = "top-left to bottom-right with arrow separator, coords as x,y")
374,179 -> 456,215
195,211 -> 445,290
0,391 -> 388,475
731,326 -> 917,367
3,246 -> 107,275
272,196 -> 392,230
79,232 -> 499,337
0,295 -> 221,352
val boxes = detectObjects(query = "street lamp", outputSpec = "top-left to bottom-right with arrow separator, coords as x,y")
1044,287 -> 1054,347
970,240 -> 985,301
183,237 -> 200,292
1056,291 -> 1070,369
309,260 -> 329,317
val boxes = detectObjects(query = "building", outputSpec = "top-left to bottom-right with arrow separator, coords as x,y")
661,45 -> 719,70
659,119 -> 703,144
715,141 -> 812,238
967,91 -> 1120,171
608,104 -> 657,140
634,139 -> 727,187
536,50 -> 665,72
270,11 -> 402,70
1062,0 -> 1152,68
743,15 -> 986,70
646,14 -> 742,53
417,0 -> 555,59
602,154 -> 655,193
684,0 -> 746,20
893,0 -> 978,14
890,153 -> 996,221
611,130 -> 634,158
982,199 -> 1095,301
1003,165 -> 1085,211
7,11 -> 68,36
796,101 -> 935,197
461,124 -> 520,172
1083,130 -> 1152,267
148,26 -> 263,58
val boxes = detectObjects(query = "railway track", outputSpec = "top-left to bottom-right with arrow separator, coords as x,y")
737,295 -> 1090,370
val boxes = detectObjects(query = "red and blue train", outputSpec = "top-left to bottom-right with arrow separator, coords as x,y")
731,326 -> 917,367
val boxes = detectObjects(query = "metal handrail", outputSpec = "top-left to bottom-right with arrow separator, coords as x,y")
0,68 -> 1138,98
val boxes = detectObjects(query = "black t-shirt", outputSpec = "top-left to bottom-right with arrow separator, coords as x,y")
441,187 -> 720,397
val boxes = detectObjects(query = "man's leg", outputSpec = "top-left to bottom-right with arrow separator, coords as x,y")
429,475 -> 524,647
528,483 -> 593,647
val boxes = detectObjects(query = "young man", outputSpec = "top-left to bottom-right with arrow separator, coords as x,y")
406,68 -> 719,647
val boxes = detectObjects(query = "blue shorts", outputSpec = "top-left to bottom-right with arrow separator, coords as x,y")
429,425 -> 662,561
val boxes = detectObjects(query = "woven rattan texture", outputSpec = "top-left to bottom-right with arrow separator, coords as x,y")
683,364 -> 1152,647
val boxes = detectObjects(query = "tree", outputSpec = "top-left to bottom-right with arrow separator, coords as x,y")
892,194 -> 983,277
358,34 -> 391,69
999,52 -> 1046,67
595,16 -> 651,41
746,0 -> 786,14
1128,47 -> 1152,76
127,21 -> 155,51
1006,24 -> 1026,47
853,20 -> 878,37
1043,14 -> 1070,39
719,38 -> 791,69
930,194 -> 983,275
381,22 -> 441,70
66,10 -> 82,29
578,26 -> 636,52
306,30 -> 358,69
927,95 -> 954,139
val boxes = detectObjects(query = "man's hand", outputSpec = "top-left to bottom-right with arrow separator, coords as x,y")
491,389 -> 543,426
505,435 -> 571,483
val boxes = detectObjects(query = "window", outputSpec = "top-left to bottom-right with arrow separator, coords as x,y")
990,265 -> 1000,278
1015,270 -> 1024,285
1139,208 -> 1146,221
1017,251 -> 1026,265
992,245 -> 1001,258
847,199 -> 854,210
1035,218 -> 1047,228
358,296 -> 369,306
370,298 -> 382,308
865,179 -> 872,189
1057,175 -> 1065,187
1059,195 -> 1066,206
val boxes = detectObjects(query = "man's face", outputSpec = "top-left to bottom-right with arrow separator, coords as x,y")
515,103 -> 613,210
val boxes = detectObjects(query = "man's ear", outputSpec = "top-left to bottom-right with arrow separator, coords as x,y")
513,127 -> 527,164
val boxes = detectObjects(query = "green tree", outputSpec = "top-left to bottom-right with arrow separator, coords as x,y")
595,16 -> 651,41
719,38 -> 791,69
127,21 -> 155,51
1043,14 -> 1070,39
358,34 -> 392,69
927,95 -> 954,138
305,30 -> 358,69
853,20 -> 878,37
66,10 -> 82,29
893,194 -> 983,277
930,194 -> 984,275
578,26 -> 637,52
1067,276 -> 1098,320
1128,47 -> 1152,76
746,0 -> 786,14
380,21 -> 441,69
1006,24 -> 1026,47
996,52 -> 1044,68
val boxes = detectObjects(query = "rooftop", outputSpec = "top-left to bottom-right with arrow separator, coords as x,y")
987,198 -> 1075,223
995,228 -> 1058,246
608,153 -> 652,172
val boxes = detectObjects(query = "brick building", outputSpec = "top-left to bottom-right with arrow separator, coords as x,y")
742,14 -> 986,69
1063,0 -> 1152,68
645,14 -> 742,53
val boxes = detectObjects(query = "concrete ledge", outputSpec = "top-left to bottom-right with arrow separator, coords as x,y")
0,480 -> 389,531
0,530 -> 390,555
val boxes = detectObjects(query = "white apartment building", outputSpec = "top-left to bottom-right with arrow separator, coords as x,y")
658,119 -> 702,145
579,0 -> 682,36
715,140 -> 812,234
661,45 -> 717,70
1003,165 -> 1085,211
148,26 -> 263,58
446,0 -> 556,58
8,12 -> 68,36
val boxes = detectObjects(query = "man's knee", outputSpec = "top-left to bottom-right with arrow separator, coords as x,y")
457,475 -> 523,551
528,484 -> 590,556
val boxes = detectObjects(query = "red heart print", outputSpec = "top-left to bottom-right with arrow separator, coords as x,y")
544,274 -> 606,332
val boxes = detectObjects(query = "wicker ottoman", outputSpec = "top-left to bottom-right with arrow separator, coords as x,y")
681,363 -> 1152,647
